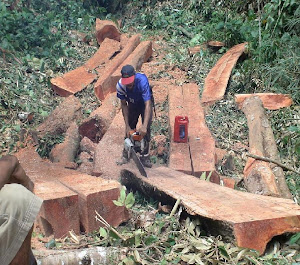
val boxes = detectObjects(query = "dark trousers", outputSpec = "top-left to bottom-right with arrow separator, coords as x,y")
127,102 -> 153,155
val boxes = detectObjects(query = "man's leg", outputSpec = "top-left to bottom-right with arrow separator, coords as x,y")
10,226 -> 36,265
140,102 -> 153,168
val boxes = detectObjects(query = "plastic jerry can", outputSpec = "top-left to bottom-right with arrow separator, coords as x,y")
174,116 -> 189,143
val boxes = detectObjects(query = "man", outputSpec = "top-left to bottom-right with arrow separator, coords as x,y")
116,64 -> 153,168
0,155 -> 43,265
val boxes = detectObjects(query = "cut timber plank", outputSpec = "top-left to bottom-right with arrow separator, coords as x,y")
34,179 -> 80,238
182,83 -> 219,183
51,66 -> 96,97
110,41 -> 153,89
16,147 -> 128,236
94,34 -> 141,100
168,85 -> 192,174
121,167 -> 300,254
59,174 -> 129,232
51,38 -> 120,96
201,42 -> 247,105
84,38 -> 121,71
92,110 -> 142,179
235,93 -> 293,110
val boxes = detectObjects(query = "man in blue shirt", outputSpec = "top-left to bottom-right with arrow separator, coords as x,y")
116,64 -> 153,168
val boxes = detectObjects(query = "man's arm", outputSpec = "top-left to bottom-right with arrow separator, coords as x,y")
0,155 -> 34,192
121,99 -> 131,137
139,99 -> 152,137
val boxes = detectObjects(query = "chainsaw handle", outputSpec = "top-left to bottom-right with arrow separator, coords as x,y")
129,130 -> 144,141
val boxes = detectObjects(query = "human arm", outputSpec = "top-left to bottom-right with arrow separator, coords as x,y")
0,155 -> 34,192
138,99 -> 152,137
120,99 -> 132,138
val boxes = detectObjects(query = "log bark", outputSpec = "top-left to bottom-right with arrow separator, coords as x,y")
49,122 -> 80,168
241,96 -> 293,199
78,93 -> 120,143
34,247 -> 125,265
37,96 -> 82,138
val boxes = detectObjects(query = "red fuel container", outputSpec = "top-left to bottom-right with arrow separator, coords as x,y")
174,116 -> 189,143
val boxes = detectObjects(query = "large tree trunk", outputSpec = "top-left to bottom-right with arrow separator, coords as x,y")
241,96 -> 293,199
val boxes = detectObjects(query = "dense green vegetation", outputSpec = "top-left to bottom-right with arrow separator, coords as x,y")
1,0 -> 299,264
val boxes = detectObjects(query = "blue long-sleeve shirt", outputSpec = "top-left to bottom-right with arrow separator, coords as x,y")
116,73 -> 151,105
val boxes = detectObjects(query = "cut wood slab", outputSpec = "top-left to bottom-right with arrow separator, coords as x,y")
235,93 -> 293,110
110,40 -> 153,91
51,38 -> 120,96
168,85 -> 192,174
168,83 -> 219,183
49,121 -> 80,168
182,83 -> 219,183
121,166 -> 300,254
15,147 -> 129,235
94,34 -> 141,100
201,42 -> 247,105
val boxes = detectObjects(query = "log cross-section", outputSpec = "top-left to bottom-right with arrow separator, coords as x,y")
121,167 -> 300,254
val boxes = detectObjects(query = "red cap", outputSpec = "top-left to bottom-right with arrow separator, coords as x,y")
121,65 -> 135,85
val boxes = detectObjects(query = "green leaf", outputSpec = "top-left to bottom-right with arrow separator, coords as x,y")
45,238 -> 56,249
125,192 -> 135,209
219,246 -> 229,258
113,200 -> 124,207
200,172 -> 206,180
119,187 -> 126,203
289,233 -> 300,244
216,21 -> 224,30
288,126 -> 300,133
14,124 -> 21,132
145,235 -> 158,245
99,227 -> 107,238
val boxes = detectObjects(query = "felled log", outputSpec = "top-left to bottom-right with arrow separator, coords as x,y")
95,18 -> 121,45
120,167 -> 300,255
37,96 -> 82,138
78,93 -> 120,143
34,247 -> 124,265
49,122 -> 80,168
201,42 -> 247,105
241,96 -> 293,199
235,93 -> 293,110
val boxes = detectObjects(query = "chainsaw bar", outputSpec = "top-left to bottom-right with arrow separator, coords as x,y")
130,149 -> 148,178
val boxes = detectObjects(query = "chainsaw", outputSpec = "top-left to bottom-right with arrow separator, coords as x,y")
124,130 -> 148,177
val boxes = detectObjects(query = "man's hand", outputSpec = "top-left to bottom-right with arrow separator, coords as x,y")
138,125 -> 147,138
126,125 -> 132,138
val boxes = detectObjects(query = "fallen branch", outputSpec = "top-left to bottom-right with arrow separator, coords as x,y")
177,26 -> 194,39
95,210 -> 126,241
246,152 -> 300,175
169,198 -> 181,217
